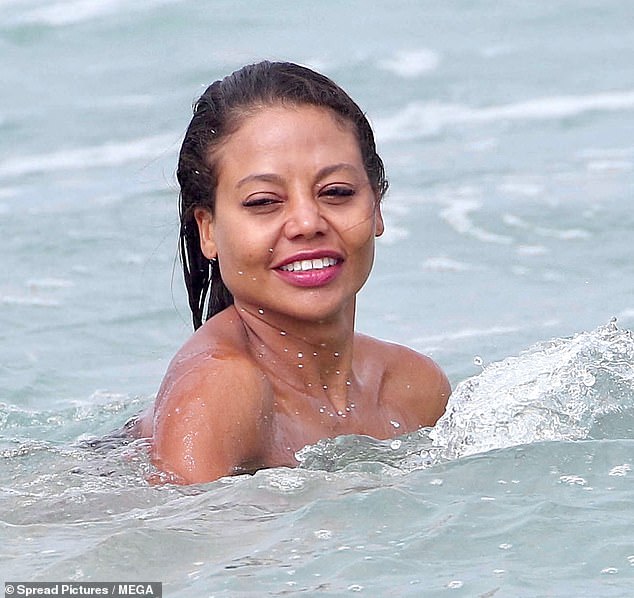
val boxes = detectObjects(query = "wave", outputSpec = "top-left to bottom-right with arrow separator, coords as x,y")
377,49 -> 440,78
430,319 -> 634,459
375,90 -> 634,141
299,320 -> 634,472
2,0 -> 180,28
2,322 -> 632,483
0,133 -> 178,179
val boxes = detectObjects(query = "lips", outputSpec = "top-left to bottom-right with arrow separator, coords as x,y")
279,256 -> 339,272
274,252 -> 343,287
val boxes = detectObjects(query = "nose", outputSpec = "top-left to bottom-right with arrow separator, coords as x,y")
283,194 -> 328,240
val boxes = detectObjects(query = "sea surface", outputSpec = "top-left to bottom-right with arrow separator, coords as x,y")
1,1 -> 633,596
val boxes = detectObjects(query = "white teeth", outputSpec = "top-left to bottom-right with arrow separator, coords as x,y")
280,257 -> 338,272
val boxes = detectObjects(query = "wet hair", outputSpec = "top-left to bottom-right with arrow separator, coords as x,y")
177,60 -> 389,329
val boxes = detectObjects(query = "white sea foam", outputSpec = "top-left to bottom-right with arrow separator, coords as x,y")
577,147 -> 634,159
439,199 -> 513,244
7,0 -> 179,27
585,160 -> 632,173
430,321 -> 634,459
534,226 -> 591,240
26,277 -> 74,289
1,294 -> 60,307
375,90 -> 634,141
502,214 -> 530,228
0,133 -> 178,179
498,182 -> 544,197
377,49 -> 440,78
421,256 -> 476,272
516,245 -> 548,256
378,224 -> 409,245
411,324 -> 523,345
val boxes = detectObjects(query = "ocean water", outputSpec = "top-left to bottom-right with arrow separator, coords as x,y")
1,1 -> 633,596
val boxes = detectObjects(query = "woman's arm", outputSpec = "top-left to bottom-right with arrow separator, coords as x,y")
151,356 -> 270,484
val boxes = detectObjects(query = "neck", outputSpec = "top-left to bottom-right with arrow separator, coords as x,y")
233,301 -> 358,413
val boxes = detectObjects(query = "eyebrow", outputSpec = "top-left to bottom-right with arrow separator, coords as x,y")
236,163 -> 361,189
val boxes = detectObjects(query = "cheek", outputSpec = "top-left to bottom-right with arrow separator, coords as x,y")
215,227 -> 271,283
342,213 -> 378,251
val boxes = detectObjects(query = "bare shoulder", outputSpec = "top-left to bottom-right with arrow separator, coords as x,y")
357,334 -> 451,427
146,312 -> 271,484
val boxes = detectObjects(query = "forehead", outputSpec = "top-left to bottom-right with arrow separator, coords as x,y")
214,104 -> 361,170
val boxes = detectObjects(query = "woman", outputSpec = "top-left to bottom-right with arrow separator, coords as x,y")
135,61 -> 450,484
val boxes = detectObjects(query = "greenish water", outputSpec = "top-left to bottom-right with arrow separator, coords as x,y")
1,1 -> 633,595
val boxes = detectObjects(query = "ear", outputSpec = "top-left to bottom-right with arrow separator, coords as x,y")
194,207 -> 217,260
374,200 -> 385,238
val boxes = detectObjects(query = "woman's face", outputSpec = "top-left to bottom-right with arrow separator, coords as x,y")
195,104 -> 384,324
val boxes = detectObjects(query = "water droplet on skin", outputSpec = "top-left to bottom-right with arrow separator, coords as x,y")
322,385 -> 328,390
269,248 -> 273,253
258,308 -> 264,315
297,352 -> 303,358
346,380 -> 351,386
335,370 -> 341,375
258,353 -> 263,358
319,407 -> 326,413
298,364 -> 303,369
174,408 -> 181,414
345,406 -> 351,412
280,330 -> 287,336
349,403 -> 355,408
390,420 -> 400,429
337,410 -> 344,416
237,271 -> 244,275
334,352 -> 340,358
313,352 -> 318,357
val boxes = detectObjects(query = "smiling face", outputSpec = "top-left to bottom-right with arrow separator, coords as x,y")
194,104 -> 384,325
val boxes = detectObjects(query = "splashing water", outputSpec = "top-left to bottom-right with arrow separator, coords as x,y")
430,319 -> 634,459
298,321 -> 634,471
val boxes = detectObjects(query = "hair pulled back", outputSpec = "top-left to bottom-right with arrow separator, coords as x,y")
177,60 -> 388,329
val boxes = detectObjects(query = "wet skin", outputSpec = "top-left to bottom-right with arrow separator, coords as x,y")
135,105 -> 450,484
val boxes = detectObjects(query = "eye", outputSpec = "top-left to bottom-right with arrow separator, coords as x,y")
320,186 -> 355,203
242,196 -> 282,211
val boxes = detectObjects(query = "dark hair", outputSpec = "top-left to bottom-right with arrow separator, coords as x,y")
177,60 -> 389,329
